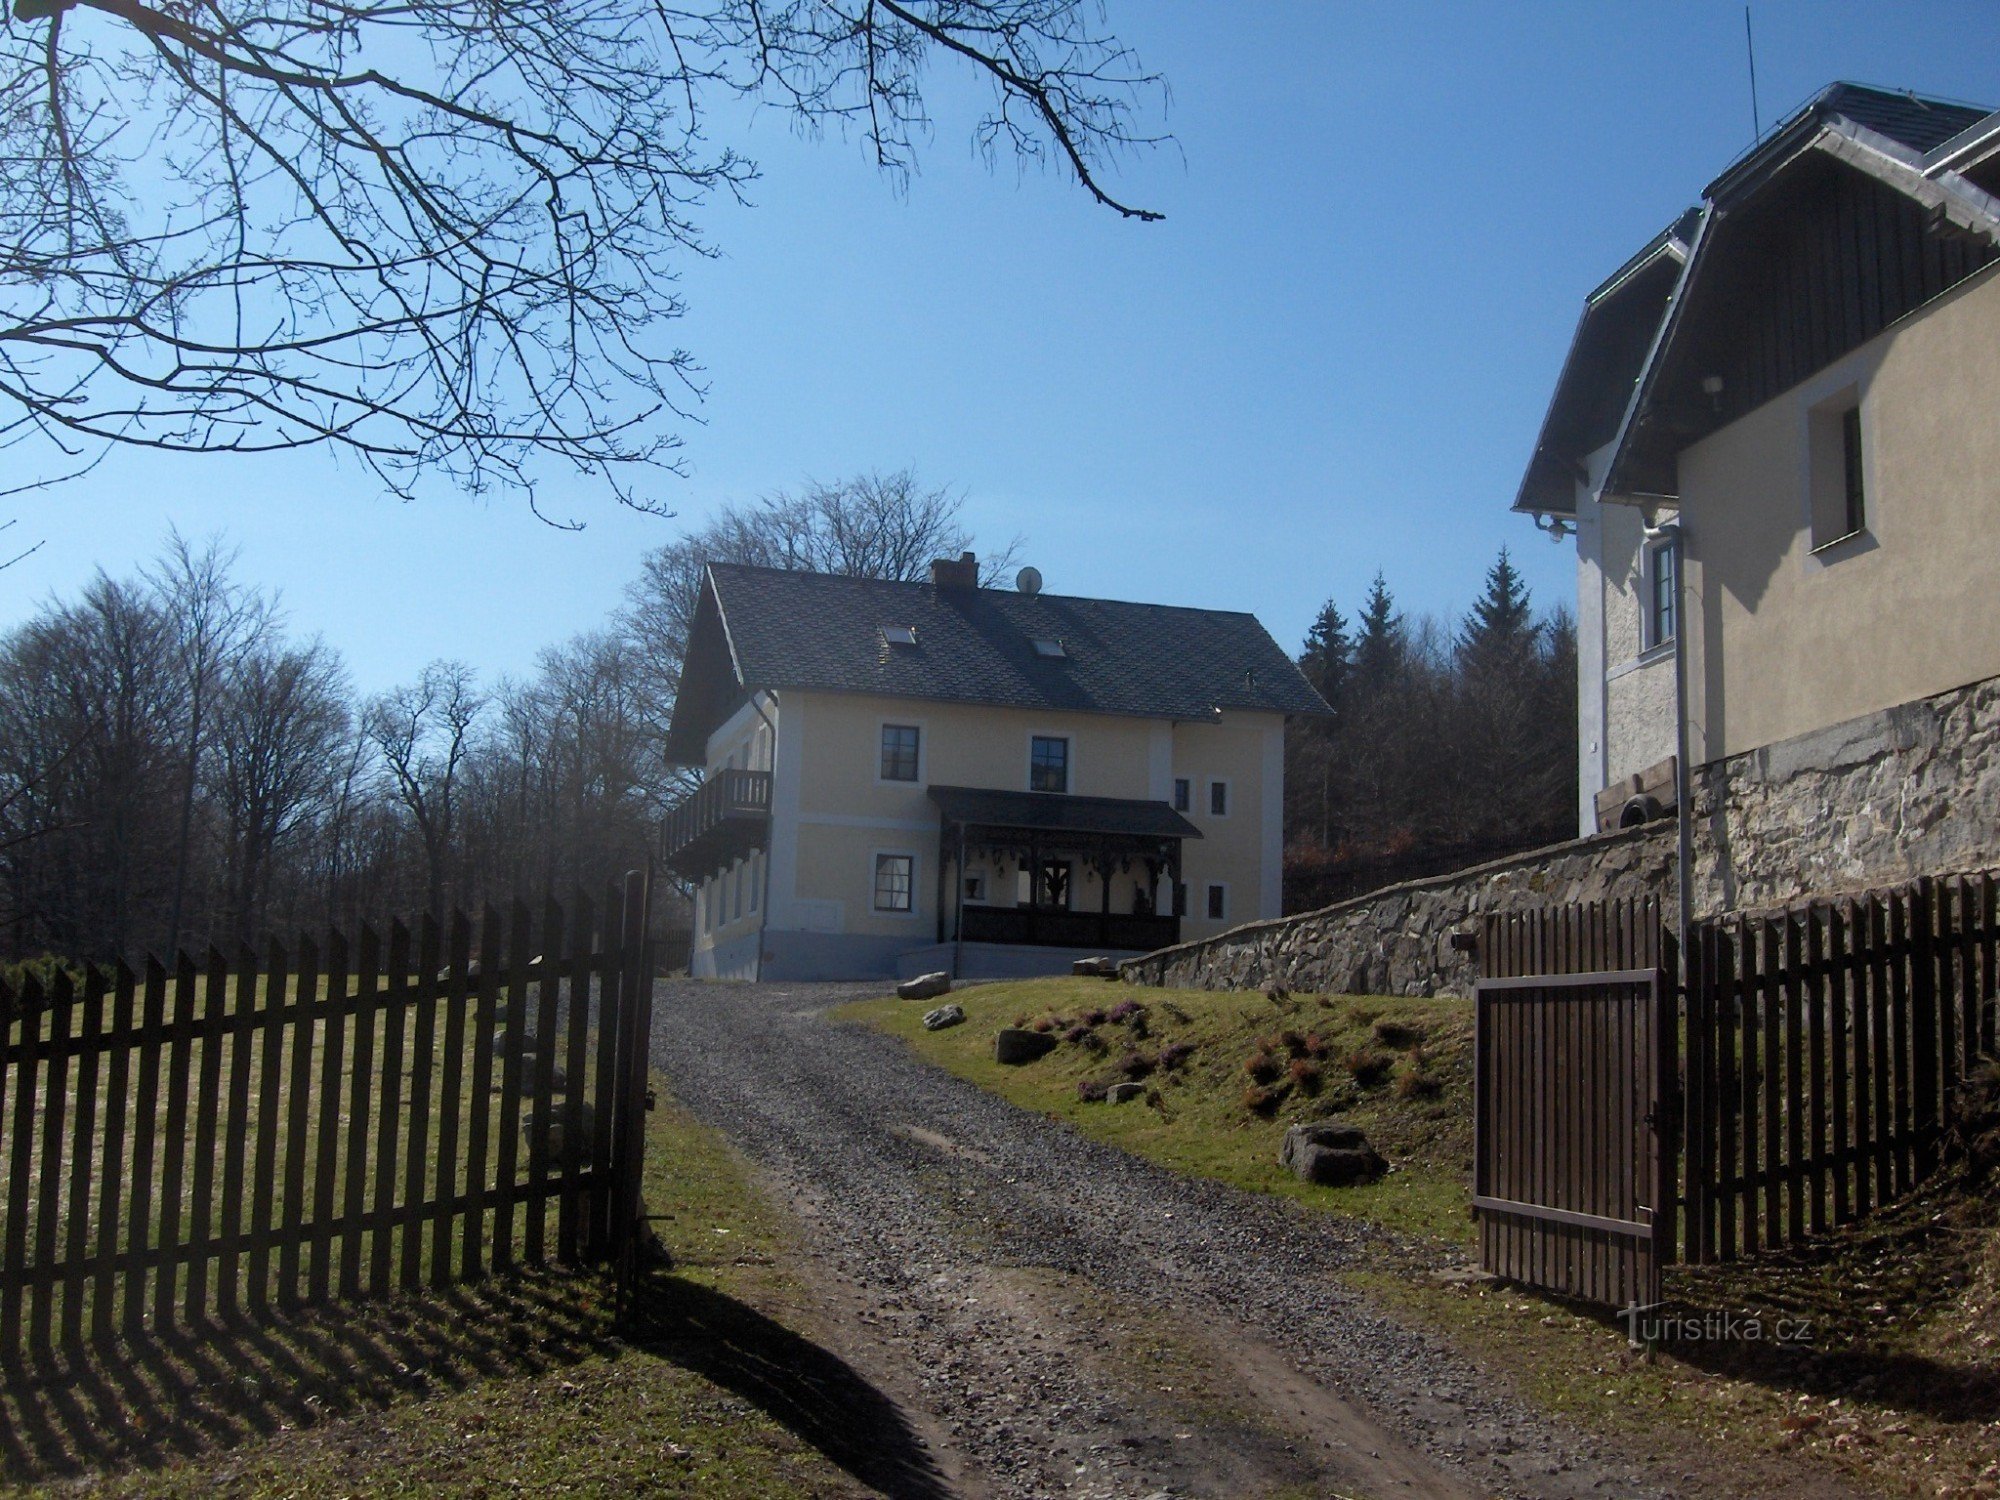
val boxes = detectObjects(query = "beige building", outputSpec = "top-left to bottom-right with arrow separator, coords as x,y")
1518,81 -> 2000,905
662,555 -> 1328,980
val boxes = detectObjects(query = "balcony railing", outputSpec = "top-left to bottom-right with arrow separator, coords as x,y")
662,768 -> 772,879
958,906 -> 1180,953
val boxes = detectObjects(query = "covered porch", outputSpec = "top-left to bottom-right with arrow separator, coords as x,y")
926,785 -> 1201,959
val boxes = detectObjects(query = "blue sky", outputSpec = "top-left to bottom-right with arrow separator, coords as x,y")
4,3 -> 1996,694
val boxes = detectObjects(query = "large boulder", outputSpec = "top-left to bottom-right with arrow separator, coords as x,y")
1072,956 -> 1118,978
922,1003 -> 965,1031
898,971 -> 952,1001
1280,1121 -> 1388,1186
994,1027 -> 1058,1065
1105,1081 -> 1147,1104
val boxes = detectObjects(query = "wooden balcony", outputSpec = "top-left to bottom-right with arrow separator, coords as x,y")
662,768 -> 771,880
958,906 -> 1180,953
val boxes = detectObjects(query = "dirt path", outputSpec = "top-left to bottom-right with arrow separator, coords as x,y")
649,980 -> 1726,1500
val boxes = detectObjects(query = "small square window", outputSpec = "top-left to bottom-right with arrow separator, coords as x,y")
873,853 -> 914,913
1206,884 -> 1227,921
1030,735 -> 1069,793
1172,777 -> 1191,813
1031,637 -> 1067,659
882,624 -> 917,647
880,723 -> 920,782
1209,780 -> 1229,817
963,874 -> 986,903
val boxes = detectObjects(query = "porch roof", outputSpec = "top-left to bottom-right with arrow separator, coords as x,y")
927,785 -> 1202,841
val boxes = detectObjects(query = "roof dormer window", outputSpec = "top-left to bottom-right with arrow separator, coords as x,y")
1030,637 -> 1066,659
882,624 -> 917,648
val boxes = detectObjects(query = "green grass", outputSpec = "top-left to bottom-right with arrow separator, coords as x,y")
0,1074 -> 887,1499
836,977 -> 1475,1246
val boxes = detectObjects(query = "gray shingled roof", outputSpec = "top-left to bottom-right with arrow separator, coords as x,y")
696,563 -> 1328,727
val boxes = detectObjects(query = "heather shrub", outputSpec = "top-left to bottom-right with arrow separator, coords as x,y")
1243,1049 -> 1281,1084
1344,1047 -> 1392,1088
1287,1057 -> 1322,1093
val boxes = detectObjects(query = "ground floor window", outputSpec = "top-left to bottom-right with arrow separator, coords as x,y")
1206,883 -> 1227,921
873,852 -> 914,913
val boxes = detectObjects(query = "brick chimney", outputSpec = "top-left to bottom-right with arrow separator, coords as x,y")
929,551 -> 978,591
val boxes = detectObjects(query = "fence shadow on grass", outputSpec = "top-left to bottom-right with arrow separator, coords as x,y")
627,1266 -> 951,1500
0,1269 -> 613,1485
0,1264 -> 947,1499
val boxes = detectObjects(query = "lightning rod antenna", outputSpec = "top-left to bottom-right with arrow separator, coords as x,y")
1745,6 -> 1763,140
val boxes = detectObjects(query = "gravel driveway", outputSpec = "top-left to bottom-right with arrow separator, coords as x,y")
649,979 -> 1747,1500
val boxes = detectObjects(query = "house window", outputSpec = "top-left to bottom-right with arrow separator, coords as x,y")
1642,536 -> 1677,650
963,874 -> 986,903
1208,779 -> 1230,817
1030,735 -> 1070,793
1172,777 -> 1191,812
880,723 -> 921,782
1809,392 -> 1868,550
1206,883 -> 1227,921
873,853 -> 914,913
1016,860 -> 1071,909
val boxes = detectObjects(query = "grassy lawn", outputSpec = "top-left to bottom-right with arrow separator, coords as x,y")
836,977 -> 1475,1247
841,977 -> 2000,1499
0,1073 -> 909,1498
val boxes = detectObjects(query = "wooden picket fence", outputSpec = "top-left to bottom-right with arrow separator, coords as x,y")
1681,871 -> 1999,1262
0,875 -> 655,1363
1476,869 -> 2000,1304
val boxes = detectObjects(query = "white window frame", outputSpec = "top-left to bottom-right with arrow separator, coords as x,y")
1172,776 -> 1191,813
876,718 -> 926,786
870,849 -> 920,917
1205,882 -> 1229,922
1205,777 -> 1231,818
1026,731 -> 1073,795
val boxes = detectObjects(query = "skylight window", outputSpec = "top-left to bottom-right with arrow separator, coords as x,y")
882,624 -> 917,648
1030,637 -> 1067,659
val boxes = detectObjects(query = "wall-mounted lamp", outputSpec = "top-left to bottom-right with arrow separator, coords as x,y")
1700,374 -> 1725,413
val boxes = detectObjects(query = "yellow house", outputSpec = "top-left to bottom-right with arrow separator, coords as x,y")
1517,82 -> 2000,905
662,554 -> 1330,979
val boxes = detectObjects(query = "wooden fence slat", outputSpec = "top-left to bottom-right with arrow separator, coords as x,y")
1889,892 -> 1912,1199
430,911 -> 472,1290
60,968 -> 106,1349
32,971 -> 76,1356
560,890 -> 593,1263
593,877 -> 623,1260
1869,899 -> 1893,1206
279,935 -> 322,1308
156,955 -> 200,1332
1806,907 -> 1828,1237
1760,918 -> 1782,1245
124,959 -> 167,1340
186,951 -> 230,1326
248,938 -> 289,1316
1717,925 -> 1739,1260
527,897 -> 564,1265
91,962 -> 137,1342
371,921 -> 411,1297
1911,880 -> 1939,1180
342,926 -> 382,1301
1782,915 -> 1805,1245
1849,900 -> 1874,1219
1828,905 -> 1853,1225
402,914 -> 443,1290
217,944 -> 260,1323
462,906 -> 504,1280
492,901 -> 533,1270
310,931 -> 350,1306
0,973 -> 37,1357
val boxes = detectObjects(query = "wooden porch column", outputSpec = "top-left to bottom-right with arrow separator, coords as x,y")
935,823 -> 950,944
1097,837 -> 1112,948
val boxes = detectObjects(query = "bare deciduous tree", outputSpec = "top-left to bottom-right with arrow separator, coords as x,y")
1,2 -> 1163,510
366,660 -> 484,922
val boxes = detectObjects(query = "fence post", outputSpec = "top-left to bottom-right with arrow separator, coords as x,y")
1911,877 -> 1940,1179
613,869 -> 655,1308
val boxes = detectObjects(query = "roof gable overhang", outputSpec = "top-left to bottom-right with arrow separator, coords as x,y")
1599,111 -> 2000,503
663,568 -> 751,765
1513,210 -> 1696,518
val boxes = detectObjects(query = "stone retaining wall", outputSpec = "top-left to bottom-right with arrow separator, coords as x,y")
1694,674 -> 2000,915
1120,823 -> 1675,999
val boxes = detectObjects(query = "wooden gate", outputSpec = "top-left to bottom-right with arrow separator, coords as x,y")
1474,899 -> 1677,1310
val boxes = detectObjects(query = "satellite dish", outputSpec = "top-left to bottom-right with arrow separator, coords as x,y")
1016,566 -> 1043,596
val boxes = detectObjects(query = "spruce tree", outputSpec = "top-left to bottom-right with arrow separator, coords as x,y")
1353,572 -> 1405,687
1459,547 -> 1534,666
1298,598 -> 1351,709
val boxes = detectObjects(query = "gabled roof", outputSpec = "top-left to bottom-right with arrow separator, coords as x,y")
1586,82 -> 2000,502
1514,209 -> 1699,517
665,564 -> 1331,762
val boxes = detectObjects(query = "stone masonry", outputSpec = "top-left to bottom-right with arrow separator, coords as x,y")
1120,823 -> 1674,999
1694,673 -> 2000,915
